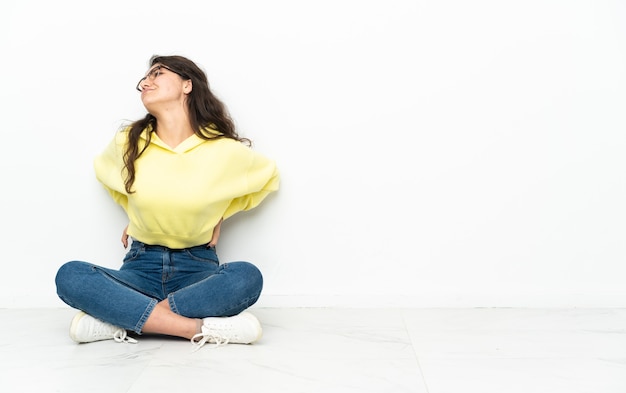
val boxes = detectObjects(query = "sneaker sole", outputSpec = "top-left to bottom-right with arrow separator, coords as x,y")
239,311 -> 263,343
69,311 -> 87,343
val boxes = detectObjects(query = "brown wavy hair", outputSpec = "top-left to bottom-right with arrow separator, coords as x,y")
122,55 -> 250,193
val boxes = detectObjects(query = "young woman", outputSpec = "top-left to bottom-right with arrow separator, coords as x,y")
55,55 -> 279,350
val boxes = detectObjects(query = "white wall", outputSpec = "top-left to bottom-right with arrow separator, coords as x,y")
1,0 -> 624,308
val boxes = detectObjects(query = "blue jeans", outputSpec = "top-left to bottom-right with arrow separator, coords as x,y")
55,240 -> 263,334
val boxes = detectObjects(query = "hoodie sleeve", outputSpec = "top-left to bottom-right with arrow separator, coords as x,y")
222,149 -> 280,220
93,131 -> 129,212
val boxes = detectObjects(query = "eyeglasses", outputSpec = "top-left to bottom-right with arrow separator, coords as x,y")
136,65 -> 184,92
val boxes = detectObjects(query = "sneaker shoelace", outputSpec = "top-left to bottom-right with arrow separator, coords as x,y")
113,329 -> 138,344
190,328 -> 230,352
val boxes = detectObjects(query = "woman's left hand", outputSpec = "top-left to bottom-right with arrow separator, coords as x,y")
208,218 -> 223,247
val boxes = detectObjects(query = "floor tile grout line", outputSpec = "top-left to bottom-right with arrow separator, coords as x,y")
402,310 -> 431,393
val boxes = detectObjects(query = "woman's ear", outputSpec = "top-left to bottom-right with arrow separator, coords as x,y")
183,80 -> 193,94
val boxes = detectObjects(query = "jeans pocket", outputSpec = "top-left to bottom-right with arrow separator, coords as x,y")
184,246 -> 219,264
123,243 -> 142,263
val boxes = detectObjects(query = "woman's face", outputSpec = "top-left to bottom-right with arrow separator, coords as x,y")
137,64 -> 192,111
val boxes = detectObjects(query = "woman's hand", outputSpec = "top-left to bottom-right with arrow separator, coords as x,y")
121,224 -> 129,248
208,218 -> 223,247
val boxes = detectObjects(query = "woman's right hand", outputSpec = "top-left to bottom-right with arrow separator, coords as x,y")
121,224 -> 129,248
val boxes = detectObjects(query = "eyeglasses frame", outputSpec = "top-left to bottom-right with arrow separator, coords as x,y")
136,64 -> 186,92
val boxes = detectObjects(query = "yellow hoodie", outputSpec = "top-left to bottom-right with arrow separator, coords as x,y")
94,128 -> 279,249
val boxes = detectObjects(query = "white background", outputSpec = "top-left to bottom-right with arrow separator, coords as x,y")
1,0 -> 625,308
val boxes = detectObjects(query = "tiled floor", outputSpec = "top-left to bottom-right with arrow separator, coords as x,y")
1,307 -> 625,392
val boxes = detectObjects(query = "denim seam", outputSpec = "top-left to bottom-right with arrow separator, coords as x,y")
168,293 -> 179,315
134,298 -> 158,334
217,291 -> 262,316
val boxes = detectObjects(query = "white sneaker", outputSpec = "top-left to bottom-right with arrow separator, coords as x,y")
69,311 -> 137,344
191,311 -> 262,350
